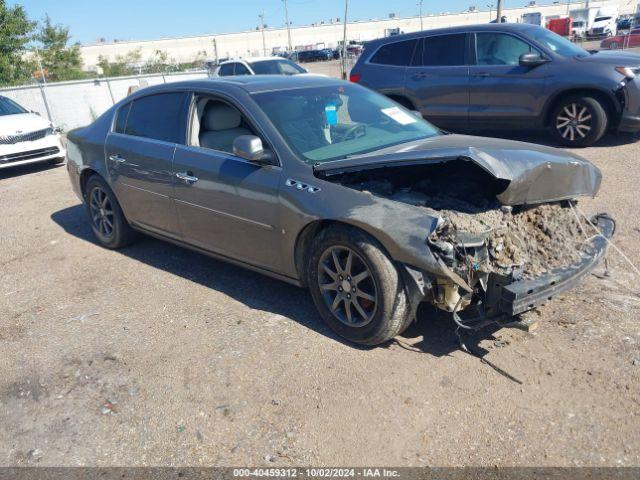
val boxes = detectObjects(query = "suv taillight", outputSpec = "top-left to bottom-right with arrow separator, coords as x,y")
349,72 -> 361,83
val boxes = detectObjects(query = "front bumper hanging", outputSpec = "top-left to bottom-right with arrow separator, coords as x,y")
487,213 -> 615,318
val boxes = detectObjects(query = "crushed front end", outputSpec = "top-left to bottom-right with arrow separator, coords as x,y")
424,211 -> 615,328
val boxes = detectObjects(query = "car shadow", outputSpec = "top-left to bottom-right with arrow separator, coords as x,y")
0,162 -> 63,180
51,204 -> 506,360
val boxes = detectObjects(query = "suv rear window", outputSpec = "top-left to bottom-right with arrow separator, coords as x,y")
124,92 -> 190,144
412,34 -> 467,66
369,39 -> 417,66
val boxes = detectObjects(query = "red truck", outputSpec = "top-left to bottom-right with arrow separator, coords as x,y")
547,17 -> 573,37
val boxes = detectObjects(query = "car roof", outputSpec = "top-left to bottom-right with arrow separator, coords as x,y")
366,22 -> 540,46
221,56 -> 284,65
128,74 -> 344,97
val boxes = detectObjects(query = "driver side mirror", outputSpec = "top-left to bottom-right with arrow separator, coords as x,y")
233,135 -> 274,164
519,52 -> 547,67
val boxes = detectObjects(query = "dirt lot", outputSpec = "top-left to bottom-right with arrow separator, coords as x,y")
1,130 -> 639,467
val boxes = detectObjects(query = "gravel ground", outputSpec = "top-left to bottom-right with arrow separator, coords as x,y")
1,130 -> 639,467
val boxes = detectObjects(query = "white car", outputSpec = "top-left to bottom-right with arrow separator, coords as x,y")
212,56 -> 307,77
0,95 -> 66,170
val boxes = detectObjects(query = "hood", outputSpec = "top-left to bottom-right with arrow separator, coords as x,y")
314,134 -> 602,206
577,50 -> 640,65
0,113 -> 52,136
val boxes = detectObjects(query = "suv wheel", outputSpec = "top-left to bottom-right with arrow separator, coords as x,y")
550,96 -> 607,147
308,225 -> 410,346
85,175 -> 138,249
608,41 -> 619,50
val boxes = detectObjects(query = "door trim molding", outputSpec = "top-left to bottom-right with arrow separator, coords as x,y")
174,198 -> 275,231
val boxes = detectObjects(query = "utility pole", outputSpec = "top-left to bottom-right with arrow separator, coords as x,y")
341,0 -> 349,80
33,45 -> 54,122
418,0 -> 424,30
259,12 -> 267,56
496,0 -> 503,22
283,0 -> 293,53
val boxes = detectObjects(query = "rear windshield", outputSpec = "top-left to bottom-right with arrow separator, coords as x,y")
0,96 -> 27,116
250,59 -> 305,75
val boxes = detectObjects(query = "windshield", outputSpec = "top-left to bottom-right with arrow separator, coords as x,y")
529,26 -> 590,57
252,84 -> 440,163
250,59 -> 305,75
0,96 -> 27,116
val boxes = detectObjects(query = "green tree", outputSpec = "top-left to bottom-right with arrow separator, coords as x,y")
144,50 -> 170,73
36,15 -> 84,81
0,1 -> 37,86
97,49 -> 142,77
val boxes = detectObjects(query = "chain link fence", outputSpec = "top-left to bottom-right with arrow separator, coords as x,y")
0,70 -> 209,131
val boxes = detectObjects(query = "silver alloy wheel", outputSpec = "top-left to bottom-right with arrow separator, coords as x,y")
556,103 -> 592,142
89,187 -> 115,238
609,42 -> 618,50
317,245 -> 378,327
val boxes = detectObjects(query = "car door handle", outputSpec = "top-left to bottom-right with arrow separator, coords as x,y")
472,72 -> 490,77
108,154 -> 126,164
176,172 -> 199,184
412,72 -> 431,79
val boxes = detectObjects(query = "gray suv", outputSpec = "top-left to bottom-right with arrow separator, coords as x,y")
350,23 -> 640,147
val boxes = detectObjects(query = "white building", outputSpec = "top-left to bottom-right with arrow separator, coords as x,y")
79,0 -> 633,71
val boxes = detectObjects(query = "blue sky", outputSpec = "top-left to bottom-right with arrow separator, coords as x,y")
14,0 -> 534,44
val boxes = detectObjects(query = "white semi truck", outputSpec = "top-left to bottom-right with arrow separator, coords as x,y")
570,6 -> 618,38
587,6 -> 619,37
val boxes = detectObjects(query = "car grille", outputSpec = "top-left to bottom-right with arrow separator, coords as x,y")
592,27 -> 605,34
0,146 -> 60,164
0,128 -> 52,145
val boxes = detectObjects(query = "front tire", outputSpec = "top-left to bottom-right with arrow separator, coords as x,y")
308,225 -> 410,346
550,95 -> 608,147
85,175 -> 138,249
609,41 -> 619,50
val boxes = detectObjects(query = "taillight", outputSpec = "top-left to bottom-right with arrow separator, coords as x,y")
349,72 -> 361,83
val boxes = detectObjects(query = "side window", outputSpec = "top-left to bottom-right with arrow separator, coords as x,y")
234,63 -> 251,75
113,102 -> 131,133
124,92 -> 190,144
476,33 -> 535,66
369,39 -> 417,66
195,98 -> 258,154
218,63 -> 235,76
413,34 -> 467,66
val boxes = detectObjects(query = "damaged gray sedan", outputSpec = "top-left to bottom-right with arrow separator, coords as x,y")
65,75 -> 614,345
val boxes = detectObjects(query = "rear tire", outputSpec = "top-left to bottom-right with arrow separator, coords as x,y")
85,175 -> 138,249
308,225 -> 410,346
549,95 -> 608,147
